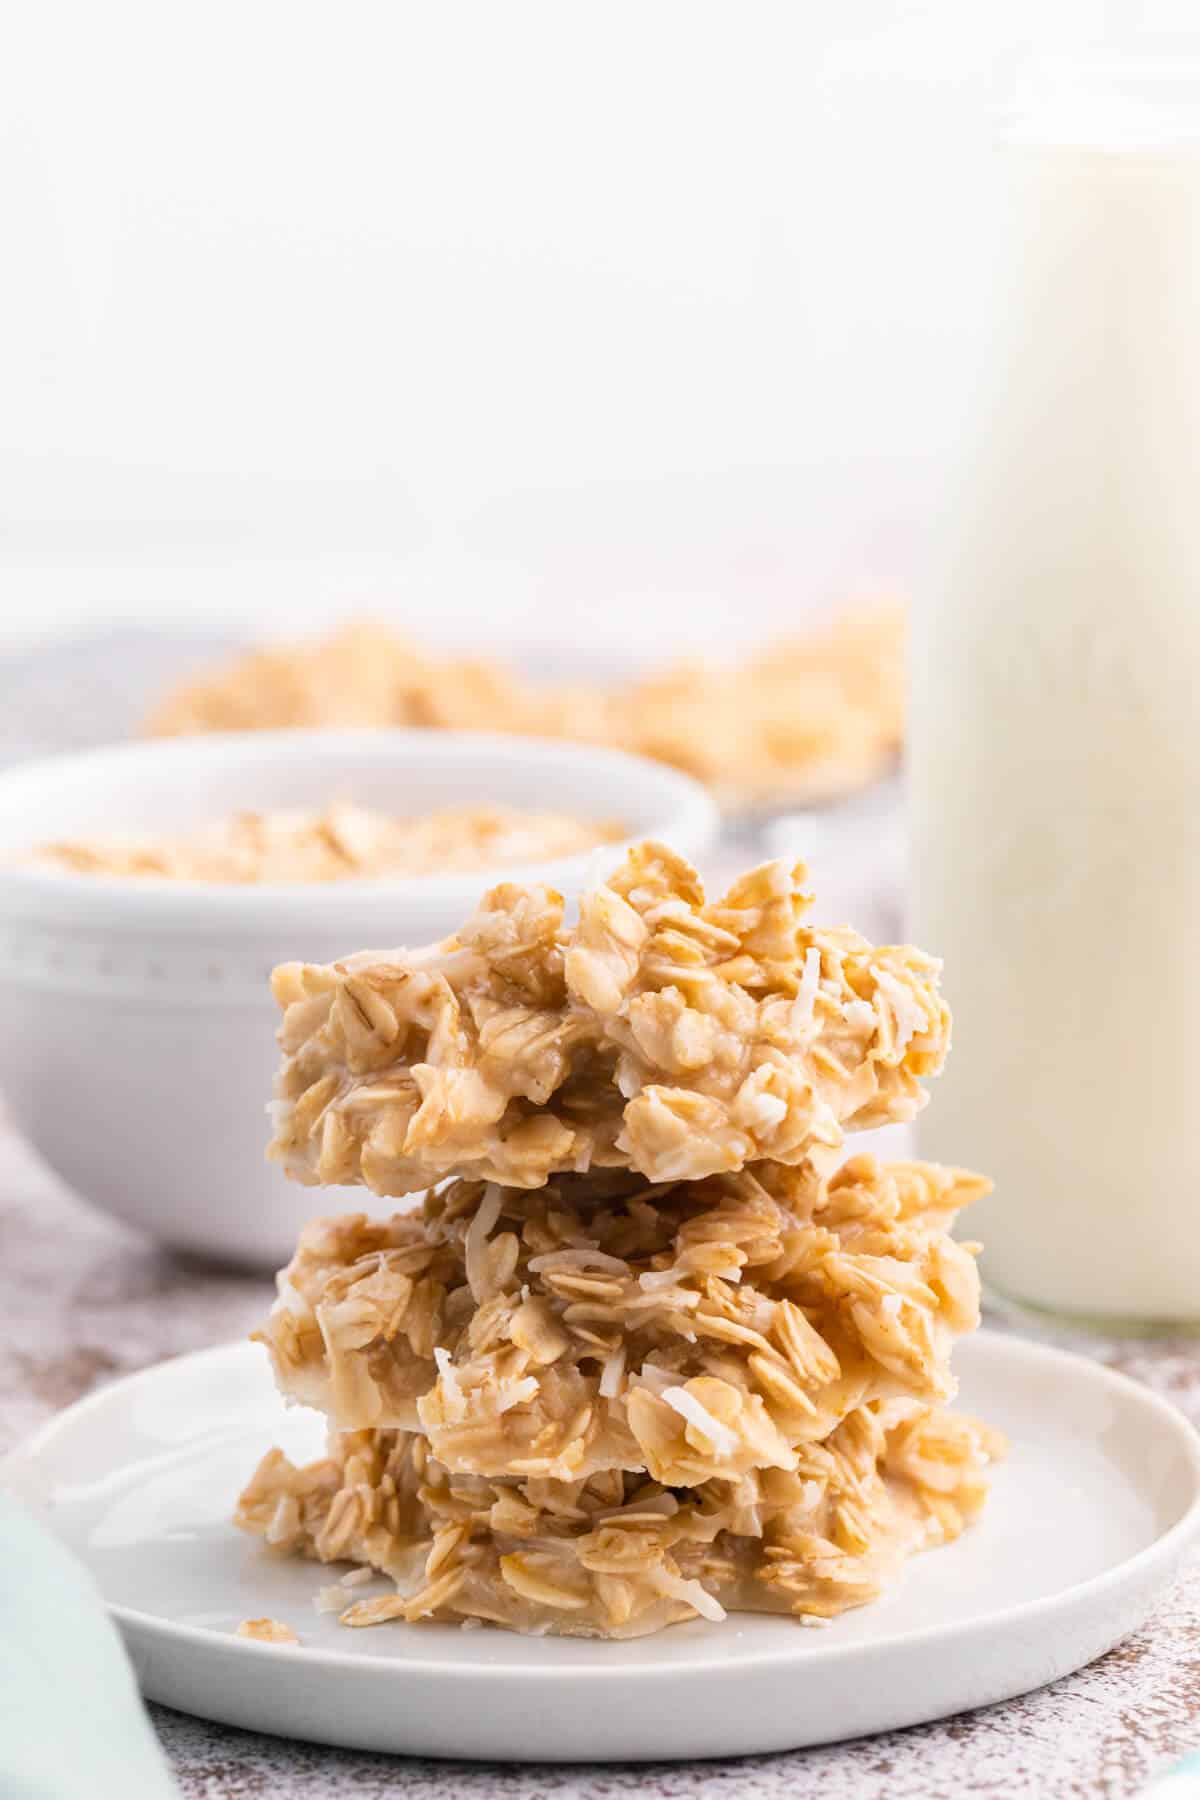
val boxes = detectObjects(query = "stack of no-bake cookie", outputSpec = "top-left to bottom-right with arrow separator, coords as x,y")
237,844 -> 999,1638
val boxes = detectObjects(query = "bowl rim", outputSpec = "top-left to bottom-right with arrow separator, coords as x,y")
0,728 -> 717,931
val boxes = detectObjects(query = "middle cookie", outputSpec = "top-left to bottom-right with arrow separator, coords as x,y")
258,1156 -> 985,1486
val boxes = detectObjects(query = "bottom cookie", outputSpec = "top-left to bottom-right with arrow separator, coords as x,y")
236,1400 -> 1001,1640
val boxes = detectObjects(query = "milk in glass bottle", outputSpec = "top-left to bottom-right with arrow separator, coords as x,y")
912,64 -> 1200,1325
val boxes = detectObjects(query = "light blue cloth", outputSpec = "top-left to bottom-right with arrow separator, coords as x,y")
1141,1757 -> 1200,1797
0,1495 -> 176,1800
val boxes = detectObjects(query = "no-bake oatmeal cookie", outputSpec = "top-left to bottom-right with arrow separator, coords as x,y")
268,844 -> 948,1195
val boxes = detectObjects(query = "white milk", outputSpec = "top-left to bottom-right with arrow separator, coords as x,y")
912,113 -> 1200,1321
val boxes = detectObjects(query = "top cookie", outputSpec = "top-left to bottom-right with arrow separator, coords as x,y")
268,843 -> 950,1196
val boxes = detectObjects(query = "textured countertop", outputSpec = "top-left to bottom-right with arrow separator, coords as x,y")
4,1130 -> 1200,1800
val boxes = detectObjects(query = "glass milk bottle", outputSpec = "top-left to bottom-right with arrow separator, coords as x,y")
912,70 -> 1200,1326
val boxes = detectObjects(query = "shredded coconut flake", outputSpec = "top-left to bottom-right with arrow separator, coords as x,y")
871,966 -> 930,1055
741,1090 -> 788,1131
434,1345 -> 466,1421
638,1265 -> 691,1292
652,1567 -> 727,1623
494,1375 -> 539,1414
633,1362 -> 676,1395
598,1344 -> 627,1399
615,1061 -> 643,1101
662,1385 -> 740,1458
265,1493 -> 300,1545
748,1294 -> 776,1330
275,1276 -> 310,1317
465,1182 -> 504,1302
788,946 -> 823,1035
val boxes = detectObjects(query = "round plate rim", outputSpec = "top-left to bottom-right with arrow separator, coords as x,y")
6,1328 -> 1200,1683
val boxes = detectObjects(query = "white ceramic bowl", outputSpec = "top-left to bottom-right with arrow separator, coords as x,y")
0,730 -> 715,1266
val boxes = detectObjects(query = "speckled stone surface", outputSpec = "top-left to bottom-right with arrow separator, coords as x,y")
4,1130 -> 1200,1799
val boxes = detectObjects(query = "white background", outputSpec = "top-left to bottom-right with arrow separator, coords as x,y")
0,3 -> 1166,656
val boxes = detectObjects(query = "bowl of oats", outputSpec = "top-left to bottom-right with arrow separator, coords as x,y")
0,729 -> 714,1263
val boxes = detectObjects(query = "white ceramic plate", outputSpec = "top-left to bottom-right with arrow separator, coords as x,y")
5,1332 -> 1199,1763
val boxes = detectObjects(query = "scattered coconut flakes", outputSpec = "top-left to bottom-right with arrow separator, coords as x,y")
460,1615 -> 484,1631
661,1385 -> 740,1459
314,1585 -> 347,1614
